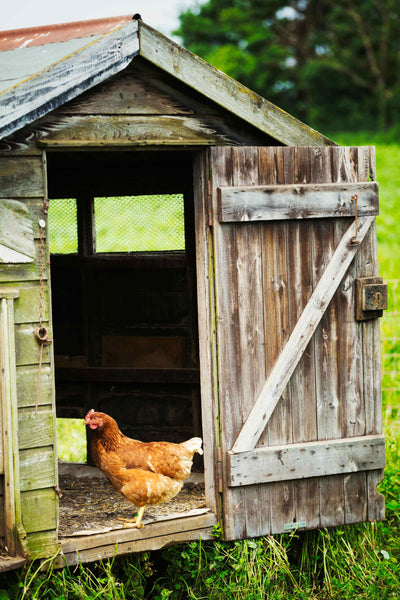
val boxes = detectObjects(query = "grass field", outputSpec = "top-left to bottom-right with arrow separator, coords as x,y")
1,133 -> 399,599
333,131 -> 400,280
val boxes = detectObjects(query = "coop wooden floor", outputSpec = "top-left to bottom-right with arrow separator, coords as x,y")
57,463 -> 216,566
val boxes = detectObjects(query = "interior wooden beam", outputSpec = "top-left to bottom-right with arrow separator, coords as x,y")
55,366 -> 200,384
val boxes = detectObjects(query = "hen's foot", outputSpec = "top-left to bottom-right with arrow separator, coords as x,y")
117,506 -> 146,528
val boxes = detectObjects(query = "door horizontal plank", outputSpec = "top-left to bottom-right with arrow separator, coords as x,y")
227,435 -> 385,487
218,182 -> 378,222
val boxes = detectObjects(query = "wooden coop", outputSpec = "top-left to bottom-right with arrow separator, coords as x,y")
0,15 -> 387,570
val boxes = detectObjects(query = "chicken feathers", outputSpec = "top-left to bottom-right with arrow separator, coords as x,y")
85,409 -> 203,527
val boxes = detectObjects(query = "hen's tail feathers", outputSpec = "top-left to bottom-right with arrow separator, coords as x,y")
182,437 -> 203,456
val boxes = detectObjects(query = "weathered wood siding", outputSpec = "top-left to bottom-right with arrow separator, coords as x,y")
0,152 -> 58,559
208,146 -> 384,539
0,59 -> 274,155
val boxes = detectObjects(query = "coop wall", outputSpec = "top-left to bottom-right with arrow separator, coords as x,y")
0,153 -> 59,559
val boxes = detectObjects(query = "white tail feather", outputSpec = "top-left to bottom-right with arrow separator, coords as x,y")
182,437 -> 203,455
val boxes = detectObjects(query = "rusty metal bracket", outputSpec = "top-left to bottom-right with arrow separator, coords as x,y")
356,276 -> 388,321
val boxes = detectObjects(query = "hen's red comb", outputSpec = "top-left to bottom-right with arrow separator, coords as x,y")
85,408 -> 95,423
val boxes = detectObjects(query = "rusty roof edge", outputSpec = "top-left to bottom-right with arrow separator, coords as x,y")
0,15 -> 133,51
0,20 -> 139,140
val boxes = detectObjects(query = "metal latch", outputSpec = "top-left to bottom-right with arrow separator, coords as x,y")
356,277 -> 387,321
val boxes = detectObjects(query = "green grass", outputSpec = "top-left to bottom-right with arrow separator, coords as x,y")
4,131 -> 398,599
331,130 -> 400,280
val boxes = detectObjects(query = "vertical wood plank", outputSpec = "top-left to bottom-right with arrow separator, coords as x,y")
232,147 -> 266,537
309,147 -> 346,528
193,151 -> 219,516
211,147 -> 237,449
335,147 -> 367,524
255,146 -> 278,535
289,147 -> 320,529
0,297 -> 16,554
262,147 -> 294,534
355,148 -> 385,521
272,147 -> 296,532
0,292 -> 22,555
211,146 -> 247,539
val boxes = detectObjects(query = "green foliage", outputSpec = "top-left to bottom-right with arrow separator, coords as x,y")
152,534 -> 312,599
175,0 -> 400,131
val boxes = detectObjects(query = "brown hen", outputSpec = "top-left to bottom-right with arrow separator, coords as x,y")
84,409 -> 203,528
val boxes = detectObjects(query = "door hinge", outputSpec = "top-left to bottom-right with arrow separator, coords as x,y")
217,446 -> 223,493
207,180 -> 213,227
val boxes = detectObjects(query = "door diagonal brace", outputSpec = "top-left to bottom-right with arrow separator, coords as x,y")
232,215 -> 374,454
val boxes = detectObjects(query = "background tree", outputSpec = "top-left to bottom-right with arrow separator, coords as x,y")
175,0 -> 400,131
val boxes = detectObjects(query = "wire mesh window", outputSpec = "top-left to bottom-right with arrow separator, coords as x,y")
57,418 -> 87,463
94,194 -> 185,252
48,198 -> 78,254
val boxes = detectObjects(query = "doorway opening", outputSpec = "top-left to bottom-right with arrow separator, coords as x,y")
47,150 -> 206,537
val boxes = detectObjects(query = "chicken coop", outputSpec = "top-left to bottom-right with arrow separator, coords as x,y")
0,15 -> 387,570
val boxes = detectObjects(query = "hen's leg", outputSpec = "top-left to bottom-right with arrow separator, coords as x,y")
133,505 -> 146,528
118,506 -> 146,528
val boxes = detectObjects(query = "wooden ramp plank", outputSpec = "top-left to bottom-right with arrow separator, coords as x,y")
0,555 -> 26,573
58,512 -> 217,567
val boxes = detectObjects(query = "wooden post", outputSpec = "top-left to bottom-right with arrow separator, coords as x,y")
0,289 -> 22,556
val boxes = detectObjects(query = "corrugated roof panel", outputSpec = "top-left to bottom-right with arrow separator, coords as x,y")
0,37 -> 102,94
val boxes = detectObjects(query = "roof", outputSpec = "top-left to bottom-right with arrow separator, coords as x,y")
0,16 -> 334,146
0,16 -> 133,93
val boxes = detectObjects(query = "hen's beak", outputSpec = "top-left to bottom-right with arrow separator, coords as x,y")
85,408 -> 95,424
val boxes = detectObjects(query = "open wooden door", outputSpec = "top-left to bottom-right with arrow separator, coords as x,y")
207,146 -> 386,540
